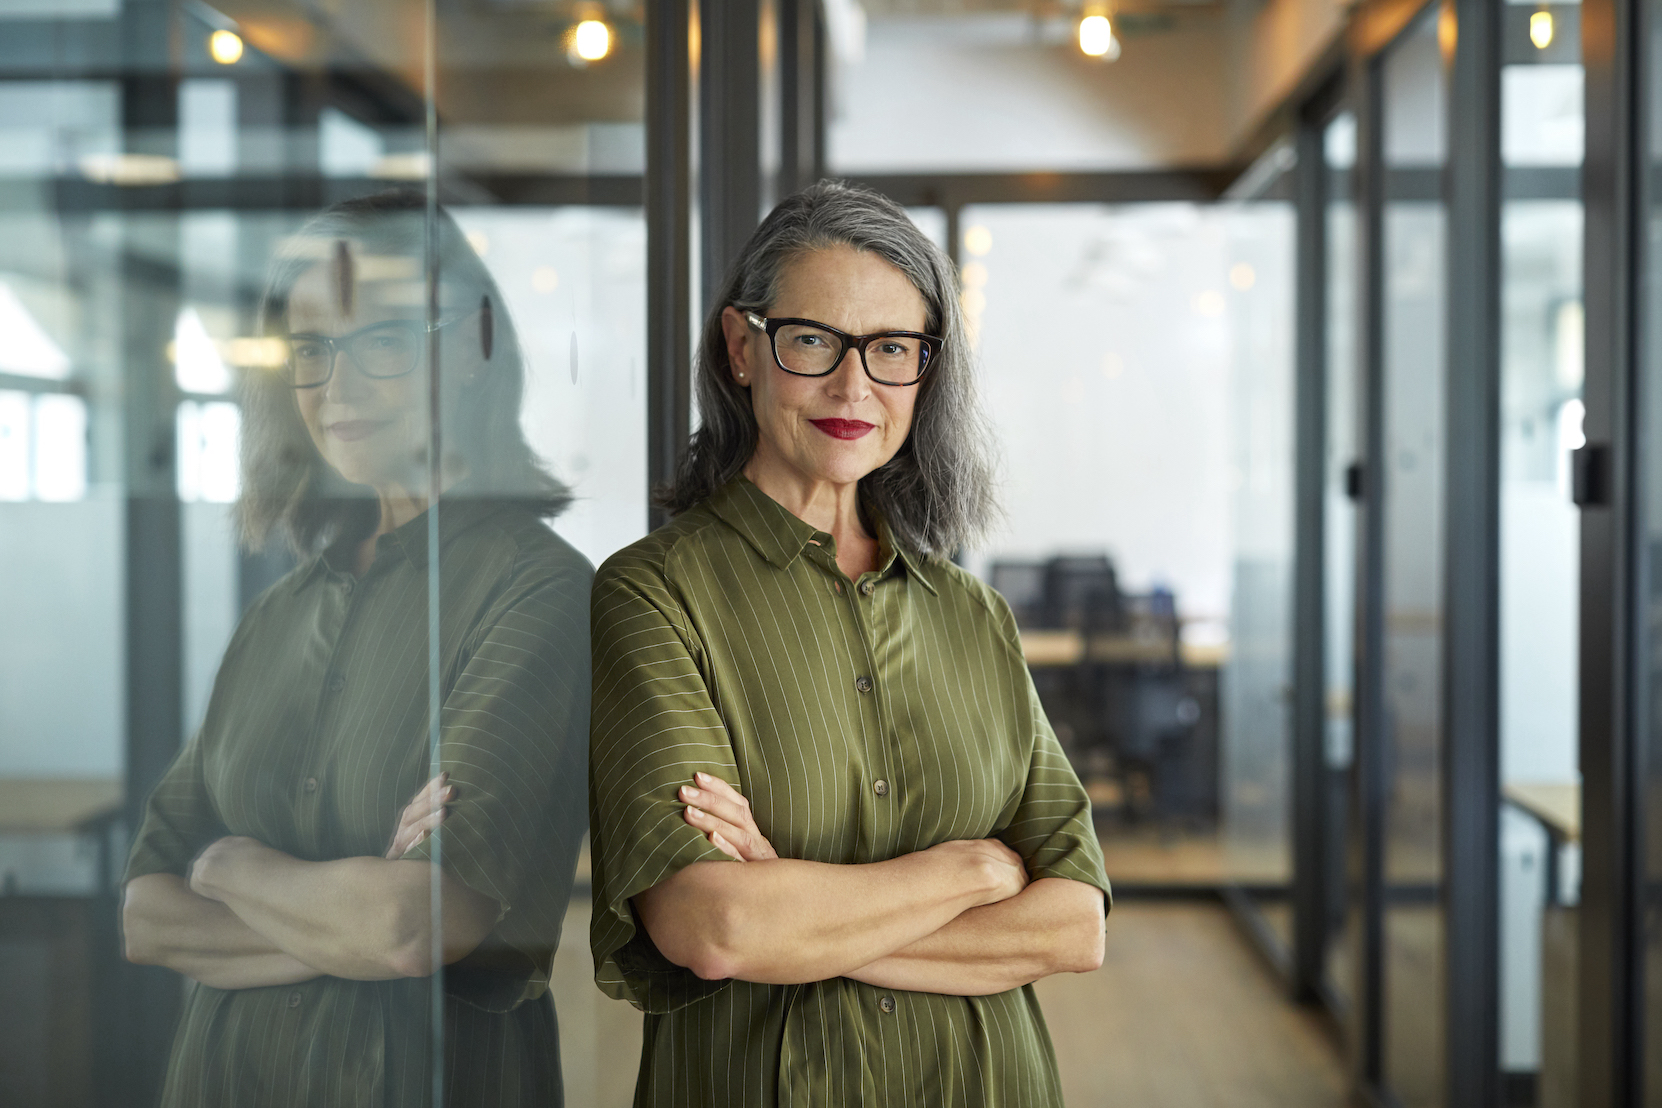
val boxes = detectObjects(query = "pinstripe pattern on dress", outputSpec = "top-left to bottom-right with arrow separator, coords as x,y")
125,500 -> 592,1108
589,477 -> 1110,1108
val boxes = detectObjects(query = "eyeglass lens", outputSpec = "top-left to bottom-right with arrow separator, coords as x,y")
773,323 -> 928,384
289,323 -> 423,386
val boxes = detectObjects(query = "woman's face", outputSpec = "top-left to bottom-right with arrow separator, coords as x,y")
286,250 -> 482,493
723,245 -> 928,490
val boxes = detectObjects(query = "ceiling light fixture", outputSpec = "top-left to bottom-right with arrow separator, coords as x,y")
1530,10 -> 1554,49
209,29 -> 244,65
1078,14 -> 1119,60
571,19 -> 612,63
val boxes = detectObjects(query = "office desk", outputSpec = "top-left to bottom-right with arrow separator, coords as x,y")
0,778 -> 121,834
1019,630 -> 1228,669
1503,781 -> 1579,844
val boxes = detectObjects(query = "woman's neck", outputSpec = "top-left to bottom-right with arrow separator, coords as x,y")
742,457 -> 879,580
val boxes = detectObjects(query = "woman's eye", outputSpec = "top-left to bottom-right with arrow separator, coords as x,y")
292,341 -> 326,360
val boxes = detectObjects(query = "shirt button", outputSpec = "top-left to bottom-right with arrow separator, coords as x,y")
854,676 -> 874,694
879,995 -> 895,1014
328,672 -> 345,693
340,577 -> 354,595
288,992 -> 302,1009
859,579 -> 875,596
303,776 -> 318,793
873,779 -> 889,798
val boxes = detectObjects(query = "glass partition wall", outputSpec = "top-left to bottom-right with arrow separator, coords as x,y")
957,198 -> 1295,904
1377,14 -> 1450,1105
0,3 -> 645,1104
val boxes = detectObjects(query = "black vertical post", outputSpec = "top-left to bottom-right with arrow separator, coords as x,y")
1290,106 -> 1331,1005
699,0 -> 763,311
1441,0 -> 1503,1102
111,3 -> 184,1105
647,0 -> 693,528
1351,51 -> 1389,1094
778,0 -> 826,197
1580,0 -> 1644,1097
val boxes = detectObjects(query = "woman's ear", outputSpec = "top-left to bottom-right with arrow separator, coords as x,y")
720,306 -> 754,387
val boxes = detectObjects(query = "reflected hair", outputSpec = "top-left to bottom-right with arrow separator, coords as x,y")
236,189 -> 570,556
662,179 -> 998,556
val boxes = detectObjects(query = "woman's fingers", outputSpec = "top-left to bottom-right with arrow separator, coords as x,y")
682,804 -> 776,861
385,774 -> 454,859
680,774 -> 761,833
386,805 -> 449,859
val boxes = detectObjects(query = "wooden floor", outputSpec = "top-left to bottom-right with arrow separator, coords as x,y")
548,900 -> 1349,1107
1037,902 -> 1348,1107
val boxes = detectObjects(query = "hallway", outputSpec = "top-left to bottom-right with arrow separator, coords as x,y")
551,899 -> 1348,1107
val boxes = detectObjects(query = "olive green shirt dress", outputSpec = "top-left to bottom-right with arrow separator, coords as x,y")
589,477 -> 1111,1108
125,501 -> 592,1108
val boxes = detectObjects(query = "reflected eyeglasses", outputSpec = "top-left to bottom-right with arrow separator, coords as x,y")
285,316 -> 471,389
743,311 -> 940,387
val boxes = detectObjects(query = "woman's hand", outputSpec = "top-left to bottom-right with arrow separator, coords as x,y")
923,837 -> 1029,904
188,835 -> 262,902
386,773 -> 454,860
679,773 -> 777,861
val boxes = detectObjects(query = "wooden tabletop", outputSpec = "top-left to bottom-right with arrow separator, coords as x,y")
0,778 -> 122,833
1020,630 -> 1226,669
1504,781 -> 1580,842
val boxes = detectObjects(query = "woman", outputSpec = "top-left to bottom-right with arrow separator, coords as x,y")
122,191 -> 591,1106
589,180 -> 1110,1107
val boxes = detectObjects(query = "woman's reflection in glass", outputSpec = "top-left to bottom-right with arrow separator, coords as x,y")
121,190 -> 592,1107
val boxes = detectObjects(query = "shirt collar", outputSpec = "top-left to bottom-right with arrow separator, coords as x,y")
707,476 -> 938,595
309,498 -> 510,576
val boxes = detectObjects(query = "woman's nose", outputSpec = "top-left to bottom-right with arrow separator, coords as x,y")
322,350 -> 371,403
825,347 -> 871,401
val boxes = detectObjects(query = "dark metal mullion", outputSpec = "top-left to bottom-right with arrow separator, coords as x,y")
646,0 -> 693,529
698,0 -> 763,313
1440,0 -> 1504,1102
112,5 -> 184,1105
1290,105 -> 1331,1006
1351,50 -> 1390,1095
778,0 -> 803,199
1579,0 -> 1646,1096
810,1 -> 827,183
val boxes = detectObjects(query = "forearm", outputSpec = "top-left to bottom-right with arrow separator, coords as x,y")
637,848 -> 1009,985
191,839 -> 497,981
123,874 -> 321,989
844,878 -> 1107,996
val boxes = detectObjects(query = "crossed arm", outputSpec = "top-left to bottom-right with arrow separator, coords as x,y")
633,775 -> 1106,996
123,775 -> 499,989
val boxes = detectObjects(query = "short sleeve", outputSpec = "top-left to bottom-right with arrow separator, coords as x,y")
587,555 -> 740,1014
989,600 -> 1112,910
402,555 -> 592,1009
125,730 -> 227,882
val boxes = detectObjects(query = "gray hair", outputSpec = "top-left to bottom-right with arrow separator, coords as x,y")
237,189 -> 570,556
661,179 -> 999,556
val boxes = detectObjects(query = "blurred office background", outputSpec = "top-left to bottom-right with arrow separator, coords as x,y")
0,0 -> 1648,1106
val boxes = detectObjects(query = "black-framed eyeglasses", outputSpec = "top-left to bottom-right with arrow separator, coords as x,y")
744,311 -> 940,387
285,316 -> 470,389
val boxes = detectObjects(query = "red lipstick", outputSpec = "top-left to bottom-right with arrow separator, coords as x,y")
328,420 -> 386,442
810,418 -> 875,440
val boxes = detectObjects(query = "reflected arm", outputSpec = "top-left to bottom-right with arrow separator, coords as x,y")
122,873 -> 321,989
186,836 -> 501,981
